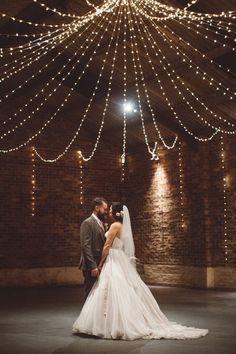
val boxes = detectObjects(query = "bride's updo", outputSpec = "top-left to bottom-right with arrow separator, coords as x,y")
111,202 -> 124,223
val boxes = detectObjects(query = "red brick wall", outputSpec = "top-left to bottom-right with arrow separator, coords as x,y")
126,135 -> 236,268
0,140 -> 122,269
0,135 -> 235,280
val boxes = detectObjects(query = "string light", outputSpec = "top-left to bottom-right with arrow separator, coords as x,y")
122,1 -> 128,167
0,9 -> 114,154
77,151 -> 84,205
154,23 -> 236,100
178,141 -> 185,229
133,1 -> 236,22
220,135 -> 229,263
0,0 -> 235,162
127,3 -> 178,149
126,2 -> 159,160
177,17 -> 236,52
0,12 -> 109,140
31,147 -> 36,217
80,1 -> 123,161
35,2 -> 121,162
183,0 -> 199,10
0,17 -> 105,135
130,2 -> 235,139
121,154 -> 126,183
157,19 -> 236,79
130,4 -> 217,142
32,0 -> 118,19
0,31 -> 71,89
0,11 -> 72,28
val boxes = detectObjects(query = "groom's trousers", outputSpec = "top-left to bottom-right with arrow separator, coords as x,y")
83,269 -> 97,300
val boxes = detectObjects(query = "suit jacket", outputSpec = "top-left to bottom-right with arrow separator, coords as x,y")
79,215 -> 106,271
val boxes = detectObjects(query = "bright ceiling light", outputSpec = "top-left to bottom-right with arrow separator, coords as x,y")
123,101 -> 135,113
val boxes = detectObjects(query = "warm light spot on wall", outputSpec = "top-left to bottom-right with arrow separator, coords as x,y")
155,163 -> 168,199
149,160 -> 172,223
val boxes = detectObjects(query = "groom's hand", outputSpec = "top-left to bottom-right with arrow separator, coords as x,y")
91,267 -> 99,277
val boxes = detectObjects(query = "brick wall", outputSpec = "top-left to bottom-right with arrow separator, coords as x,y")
0,134 -> 235,289
125,135 -> 236,289
0,139 -> 122,272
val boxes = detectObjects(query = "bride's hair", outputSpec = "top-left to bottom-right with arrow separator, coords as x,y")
111,202 -> 123,223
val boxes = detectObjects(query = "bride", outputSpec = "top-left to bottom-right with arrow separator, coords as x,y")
72,202 -> 208,340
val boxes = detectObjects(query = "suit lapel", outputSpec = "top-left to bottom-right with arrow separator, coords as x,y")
89,216 -> 105,242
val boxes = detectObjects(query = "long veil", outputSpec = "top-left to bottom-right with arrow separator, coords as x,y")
120,205 -> 136,267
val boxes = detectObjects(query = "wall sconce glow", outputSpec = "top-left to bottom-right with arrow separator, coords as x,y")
123,101 -> 136,114
155,164 -> 169,202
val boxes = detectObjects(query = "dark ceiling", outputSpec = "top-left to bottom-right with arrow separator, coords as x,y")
0,0 -> 235,153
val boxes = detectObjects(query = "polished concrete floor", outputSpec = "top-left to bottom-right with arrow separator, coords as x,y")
0,285 -> 235,354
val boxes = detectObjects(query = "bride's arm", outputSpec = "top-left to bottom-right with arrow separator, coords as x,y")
98,223 -> 120,271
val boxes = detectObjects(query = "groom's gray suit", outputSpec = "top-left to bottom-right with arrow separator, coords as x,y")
79,215 -> 106,299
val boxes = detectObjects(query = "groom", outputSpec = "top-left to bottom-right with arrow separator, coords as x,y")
79,197 -> 108,299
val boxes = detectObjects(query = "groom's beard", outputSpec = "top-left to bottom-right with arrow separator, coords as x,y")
97,212 -> 106,222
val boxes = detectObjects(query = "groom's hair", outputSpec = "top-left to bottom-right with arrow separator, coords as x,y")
92,197 -> 107,210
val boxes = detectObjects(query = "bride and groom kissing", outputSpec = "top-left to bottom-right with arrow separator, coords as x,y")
72,197 -> 208,340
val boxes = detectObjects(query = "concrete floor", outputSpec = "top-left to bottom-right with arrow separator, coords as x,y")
0,285 -> 235,354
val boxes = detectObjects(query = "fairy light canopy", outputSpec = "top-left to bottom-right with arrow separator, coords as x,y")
0,0 -> 235,162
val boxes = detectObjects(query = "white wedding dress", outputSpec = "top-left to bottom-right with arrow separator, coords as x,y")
72,226 -> 208,340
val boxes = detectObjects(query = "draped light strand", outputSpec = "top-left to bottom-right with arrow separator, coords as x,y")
35,3 -> 122,162
183,0 -> 199,11
220,135 -> 229,263
0,10 -> 114,153
136,3 -> 236,76
158,20 -> 236,78
0,30 -> 72,88
31,147 -> 36,217
135,1 -> 236,21
0,14 -> 103,111
122,0 -> 128,167
155,22 -> 235,100
0,27 -> 66,55
0,12 -> 73,28
77,151 -> 84,205
183,16 -> 236,38
32,0 -> 118,20
131,3 -> 236,133
0,31 -> 61,38
80,1 -> 123,161
127,3 -> 159,160
178,18 -> 236,52
134,1 -> 236,78
127,2 -> 178,149
144,0 -> 236,19
130,3 -> 222,141
0,0 -> 235,162
0,13 -> 109,140
178,141 -> 185,229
